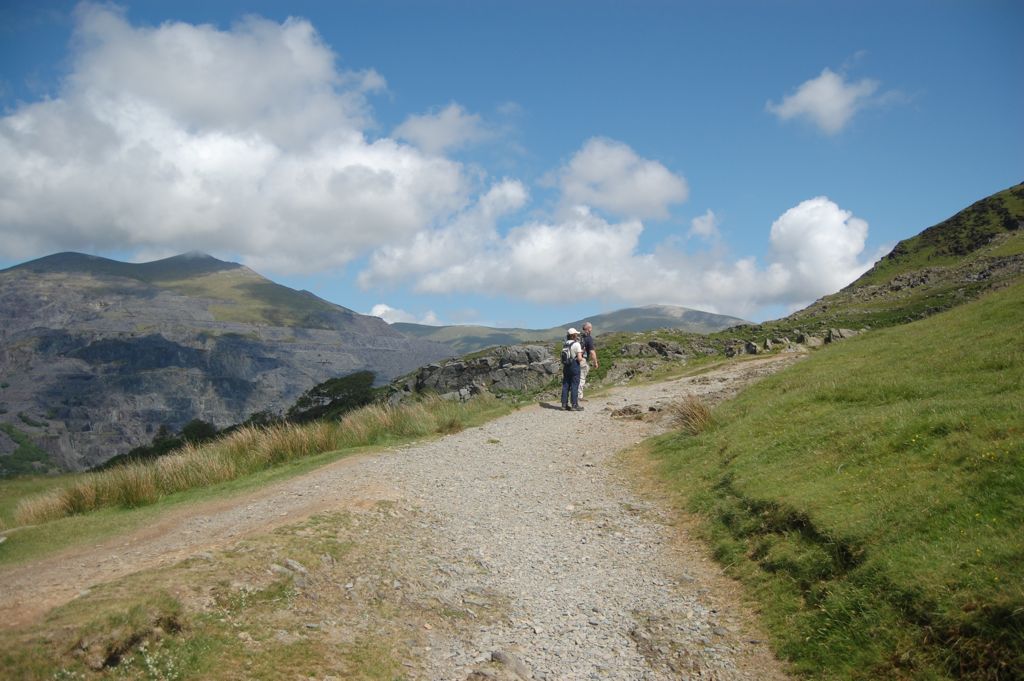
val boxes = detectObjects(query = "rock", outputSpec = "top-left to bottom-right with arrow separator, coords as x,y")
284,558 -> 309,575
826,328 -> 859,343
392,345 -> 558,400
620,339 -> 685,359
269,563 -> 292,576
797,332 -> 824,348
491,650 -> 532,680
744,341 -> 759,355
611,405 -> 644,418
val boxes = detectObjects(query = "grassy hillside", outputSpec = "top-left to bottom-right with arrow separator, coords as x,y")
647,280 -> 1024,679
859,184 -> 1024,284
5,251 -> 367,330
707,184 -> 1024,356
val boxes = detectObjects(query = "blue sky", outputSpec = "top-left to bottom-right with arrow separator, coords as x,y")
1,1 -> 1021,327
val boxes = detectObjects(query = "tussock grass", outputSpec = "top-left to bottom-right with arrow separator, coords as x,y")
647,280 -> 1024,679
14,394 -> 499,526
667,396 -> 714,435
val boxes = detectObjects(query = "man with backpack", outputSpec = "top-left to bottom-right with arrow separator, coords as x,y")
579,321 -> 598,401
560,328 -> 584,411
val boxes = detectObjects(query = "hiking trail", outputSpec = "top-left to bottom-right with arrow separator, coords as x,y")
0,354 -> 802,679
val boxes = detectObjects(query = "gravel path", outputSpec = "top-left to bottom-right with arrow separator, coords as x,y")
1,354 -> 801,679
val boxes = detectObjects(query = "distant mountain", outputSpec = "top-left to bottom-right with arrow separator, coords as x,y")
393,305 -> 749,354
0,252 -> 453,472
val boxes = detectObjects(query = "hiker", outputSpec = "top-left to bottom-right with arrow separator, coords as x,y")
579,321 -> 598,401
561,328 -> 584,411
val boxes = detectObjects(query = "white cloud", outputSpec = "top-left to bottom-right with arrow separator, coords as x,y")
369,304 -> 442,325
765,196 -> 872,302
766,67 -> 880,134
689,209 -> 720,240
359,196 -> 875,319
358,178 -> 528,288
0,4 -> 470,272
554,138 -> 688,220
393,103 -> 489,155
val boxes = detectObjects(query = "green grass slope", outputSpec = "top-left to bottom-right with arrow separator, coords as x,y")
649,280 -> 1023,679
786,183 -> 1024,333
861,184 -> 1024,284
5,251 -> 372,330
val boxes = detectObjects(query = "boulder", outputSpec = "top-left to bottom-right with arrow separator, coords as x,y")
796,332 -> 824,348
826,328 -> 859,343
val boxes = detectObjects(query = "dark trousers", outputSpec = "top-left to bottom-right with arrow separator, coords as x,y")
561,361 -> 580,408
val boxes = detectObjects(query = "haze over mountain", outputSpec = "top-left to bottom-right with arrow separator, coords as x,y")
394,305 -> 748,354
0,252 -> 454,471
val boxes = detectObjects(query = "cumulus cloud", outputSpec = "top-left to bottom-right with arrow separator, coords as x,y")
358,178 -> 528,288
369,303 -> 442,325
0,4 -> 470,271
360,195 -> 875,318
765,196 -> 872,301
767,67 -> 882,134
393,103 -> 489,155
553,138 -> 688,220
689,209 -> 720,240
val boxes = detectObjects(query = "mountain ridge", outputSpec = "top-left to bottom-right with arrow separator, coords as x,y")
393,304 -> 749,354
0,253 -> 454,472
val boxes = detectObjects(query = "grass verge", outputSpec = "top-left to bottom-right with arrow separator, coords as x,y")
1,394 -> 512,566
646,280 -> 1023,679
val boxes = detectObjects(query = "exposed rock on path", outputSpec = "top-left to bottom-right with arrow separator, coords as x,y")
0,354 -> 802,678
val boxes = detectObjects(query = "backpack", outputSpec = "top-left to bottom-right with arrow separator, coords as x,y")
560,340 -> 576,366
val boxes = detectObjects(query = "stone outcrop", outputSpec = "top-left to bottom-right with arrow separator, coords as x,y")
795,332 -> 824,348
826,328 -> 860,343
620,339 -> 687,359
390,345 -> 560,402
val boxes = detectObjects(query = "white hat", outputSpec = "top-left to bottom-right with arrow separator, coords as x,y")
567,327 -> 579,335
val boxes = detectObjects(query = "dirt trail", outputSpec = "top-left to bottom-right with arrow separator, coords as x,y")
0,353 -> 803,678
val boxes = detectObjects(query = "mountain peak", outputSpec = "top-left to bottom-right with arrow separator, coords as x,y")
3,250 -> 241,282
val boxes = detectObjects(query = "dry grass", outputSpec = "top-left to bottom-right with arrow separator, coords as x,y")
13,394 -> 499,526
667,396 -> 714,435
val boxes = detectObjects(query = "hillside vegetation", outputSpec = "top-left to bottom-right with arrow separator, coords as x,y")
786,183 -> 1023,333
6,394 -> 509,533
648,280 -> 1023,679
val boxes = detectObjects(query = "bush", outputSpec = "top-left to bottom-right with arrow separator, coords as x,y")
667,397 -> 713,435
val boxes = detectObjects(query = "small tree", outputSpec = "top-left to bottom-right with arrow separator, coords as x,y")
287,370 -> 377,423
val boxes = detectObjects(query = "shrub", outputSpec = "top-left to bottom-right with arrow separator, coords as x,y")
667,396 -> 713,435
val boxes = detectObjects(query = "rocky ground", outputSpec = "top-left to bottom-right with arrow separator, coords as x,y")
0,353 -> 804,679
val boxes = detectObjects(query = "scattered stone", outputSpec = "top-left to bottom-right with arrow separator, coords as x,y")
611,404 -> 643,418
491,650 -> 532,680
284,558 -> 309,575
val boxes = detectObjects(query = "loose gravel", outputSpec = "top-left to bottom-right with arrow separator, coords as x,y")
1,354 -> 801,679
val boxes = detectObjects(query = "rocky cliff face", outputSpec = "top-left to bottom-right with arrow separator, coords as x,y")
388,345 -> 561,403
0,253 -> 453,471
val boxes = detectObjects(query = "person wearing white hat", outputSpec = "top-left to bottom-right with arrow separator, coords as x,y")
560,328 -> 584,411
